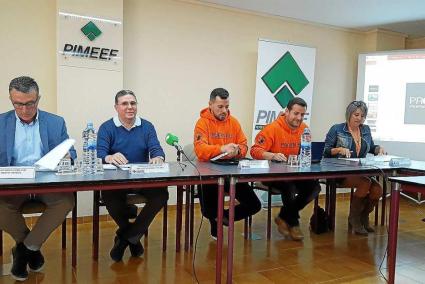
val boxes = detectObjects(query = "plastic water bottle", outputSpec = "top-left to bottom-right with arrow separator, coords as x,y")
300,128 -> 312,167
87,125 -> 97,174
82,122 -> 97,175
82,123 -> 90,175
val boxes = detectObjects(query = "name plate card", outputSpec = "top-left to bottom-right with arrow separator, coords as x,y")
238,160 -> 269,169
389,158 -> 412,167
130,163 -> 170,174
0,167 -> 36,179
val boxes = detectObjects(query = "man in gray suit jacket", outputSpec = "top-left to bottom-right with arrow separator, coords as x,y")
0,76 -> 76,281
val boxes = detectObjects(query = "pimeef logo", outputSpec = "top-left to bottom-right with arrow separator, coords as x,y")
81,21 -> 102,41
63,19 -> 118,61
252,40 -> 316,142
261,52 -> 309,108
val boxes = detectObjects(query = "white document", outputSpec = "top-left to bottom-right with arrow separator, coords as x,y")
338,155 -> 398,163
35,139 -> 75,170
210,152 -> 228,161
103,164 -> 117,170
372,155 -> 399,162
118,164 -> 132,170
338,157 -> 360,162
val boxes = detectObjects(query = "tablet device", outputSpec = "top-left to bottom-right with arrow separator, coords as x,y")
210,158 -> 240,165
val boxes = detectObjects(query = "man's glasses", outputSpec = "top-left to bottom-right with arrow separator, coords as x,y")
11,96 -> 40,108
117,101 -> 138,107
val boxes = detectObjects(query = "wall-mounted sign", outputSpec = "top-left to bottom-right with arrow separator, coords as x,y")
58,12 -> 122,71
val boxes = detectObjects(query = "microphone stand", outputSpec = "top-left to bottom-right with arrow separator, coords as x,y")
177,148 -> 181,163
175,145 -> 187,171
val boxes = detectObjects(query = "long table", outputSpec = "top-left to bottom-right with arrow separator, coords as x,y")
2,159 -> 425,283
197,158 -> 402,283
0,162 -> 228,282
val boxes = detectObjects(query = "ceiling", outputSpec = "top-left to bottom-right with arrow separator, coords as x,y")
200,0 -> 425,38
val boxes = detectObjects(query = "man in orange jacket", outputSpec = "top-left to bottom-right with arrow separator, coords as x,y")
194,88 -> 261,239
251,97 -> 320,241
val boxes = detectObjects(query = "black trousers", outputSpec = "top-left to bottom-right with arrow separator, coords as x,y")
102,187 -> 169,241
198,182 -> 261,222
264,180 -> 321,227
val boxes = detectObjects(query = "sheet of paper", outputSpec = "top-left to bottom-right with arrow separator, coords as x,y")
103,164 -> 117,170
210,152 -> 228,161
338,155 -> 399,163
118,164 -> 132,170
338,158 -> 360,162
35,139 -> 75,170
372,155 -> 399,162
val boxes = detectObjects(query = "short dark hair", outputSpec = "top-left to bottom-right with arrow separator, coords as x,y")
287,97 -> 307,111
9,76 -> 39,95
115,89 -> 137,104
210,88 -> 229,101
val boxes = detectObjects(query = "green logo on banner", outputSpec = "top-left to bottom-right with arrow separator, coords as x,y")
261,52 -> 309,108
81,21 -> 102,41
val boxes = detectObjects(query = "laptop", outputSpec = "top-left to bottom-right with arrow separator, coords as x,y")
311,142 -> 325,163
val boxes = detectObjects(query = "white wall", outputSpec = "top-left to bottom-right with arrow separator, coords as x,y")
0,0 -> 57,113
57,0 -> 123,216
123,0 -> 368,155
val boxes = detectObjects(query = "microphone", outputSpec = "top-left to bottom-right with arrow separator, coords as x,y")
165,133 -> 183,151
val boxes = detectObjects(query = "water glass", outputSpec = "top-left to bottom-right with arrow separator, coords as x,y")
96,158 -> 104,174
74,159 -> 83,174
287,155 -> 299,167
57,158 -> 72,174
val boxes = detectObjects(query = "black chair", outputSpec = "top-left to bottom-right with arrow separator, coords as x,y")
176,144 -> 251,252
251,182 -> 292,239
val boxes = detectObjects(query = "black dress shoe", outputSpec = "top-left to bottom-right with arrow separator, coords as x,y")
11,243 -> 28,281
27,249 -> 45,272
129,241 -> 144,257
110,236 -> 129,262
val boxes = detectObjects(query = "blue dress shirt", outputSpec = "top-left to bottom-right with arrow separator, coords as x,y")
11,112 -> 43,166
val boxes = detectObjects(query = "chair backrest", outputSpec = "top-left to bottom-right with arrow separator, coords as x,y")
20,200 -> 46,214
312,142 -> 325,162
182,144 -> 197,162
126,194 -> 148,205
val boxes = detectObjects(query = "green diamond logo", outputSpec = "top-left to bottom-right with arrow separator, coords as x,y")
261,52 -> 309,108
81,21 -> 102,41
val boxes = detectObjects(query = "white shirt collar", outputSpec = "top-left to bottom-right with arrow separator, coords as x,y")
113,116 -> 141,129
15,111 -> 39,125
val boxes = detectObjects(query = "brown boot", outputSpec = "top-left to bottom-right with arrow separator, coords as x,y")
288,226 -> 304,241
348,196 -> 368,236
361,198 -> 379,233
274,216 -> 290,237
